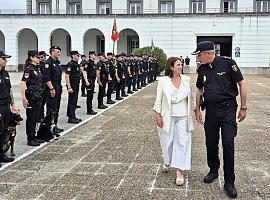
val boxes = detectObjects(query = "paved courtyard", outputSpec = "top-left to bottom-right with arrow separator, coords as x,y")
0,74 -> 269,199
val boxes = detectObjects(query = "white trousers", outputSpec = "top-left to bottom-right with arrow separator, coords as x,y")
158,116 -> 192,170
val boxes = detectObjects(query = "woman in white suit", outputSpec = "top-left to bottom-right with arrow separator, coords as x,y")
153,57 -> 194,186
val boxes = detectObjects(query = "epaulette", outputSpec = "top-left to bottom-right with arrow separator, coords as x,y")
221,56 -> 232,60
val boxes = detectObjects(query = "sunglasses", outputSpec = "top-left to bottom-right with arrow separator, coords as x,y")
1,57 -> 7,60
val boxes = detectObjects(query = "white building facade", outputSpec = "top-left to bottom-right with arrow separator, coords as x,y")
0,0 -> 270,73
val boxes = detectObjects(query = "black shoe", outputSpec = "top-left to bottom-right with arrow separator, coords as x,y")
75,117 -> 82,122
36,138 -> 45,143
107,100 -> 116,104
27,140 -> 40,147
122,94 -> 128,97
204,172 -> 218,183
224,183 -> 237,198
87,110 -> 97,115
0,154 -> 15,162
53,132 -> 61,137
98,105 -> 107,109
137,87 -> 142,89
116,97 -> 123,100
54,126 -> 64,133
0,163 -> 2,167
133,89 -> 138,91
127,90 -> 133,94
76,105 -> 81,109
68,118 -> 81,124
81,94 -> 87,97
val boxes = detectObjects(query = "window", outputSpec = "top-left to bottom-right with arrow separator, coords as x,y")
256,0 -> 269,12
98,2 -> 111,14
224,1 -> 236,13
69,2 -> 81,14
160,1 -> 173,13
129,2 -> 142,14
192,1 -> 204,13
39,3 -> 50,14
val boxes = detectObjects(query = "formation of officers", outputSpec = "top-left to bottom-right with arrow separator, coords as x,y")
18,46 -> 159,147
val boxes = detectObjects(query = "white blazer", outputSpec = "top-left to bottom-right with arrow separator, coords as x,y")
153,75 -> 195,134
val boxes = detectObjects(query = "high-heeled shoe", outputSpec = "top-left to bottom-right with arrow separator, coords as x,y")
176,171 -> 185,186
162,164 -> 169,173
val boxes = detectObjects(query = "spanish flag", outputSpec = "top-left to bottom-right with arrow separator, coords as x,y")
111,15 -> 119,42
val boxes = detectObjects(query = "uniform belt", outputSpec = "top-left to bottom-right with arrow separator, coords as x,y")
214,99 -> 236,108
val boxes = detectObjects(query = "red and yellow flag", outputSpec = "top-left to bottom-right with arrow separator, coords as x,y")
111,15 -> 119,42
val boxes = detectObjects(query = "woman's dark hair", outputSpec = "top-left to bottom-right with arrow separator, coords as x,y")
24,57 -> 32,70
165,57 -> 181,77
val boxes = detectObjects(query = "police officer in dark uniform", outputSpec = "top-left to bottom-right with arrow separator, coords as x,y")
82,51 -> 97,115
65,51 -> 82,124
136,56 -> 143,89
114,55 -> 124,101
38,51 -> 49,121
96,53 -> 108,109
20,50 -> 45,146
126,56 -> 134,94
131,55 -> 138,92
193,41 -> 248,198
106,52 -> 116,104
153,57 -> 159,81
80,55 -> 87,97
0,51 -> 18,165
121,53 -> 128,97
142,54 -> 149,86
42,46 -> 64,136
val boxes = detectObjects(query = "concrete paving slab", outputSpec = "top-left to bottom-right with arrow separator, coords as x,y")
0,74 -> 269,199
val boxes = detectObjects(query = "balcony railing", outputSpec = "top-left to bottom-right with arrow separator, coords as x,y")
0,8 -> 268,15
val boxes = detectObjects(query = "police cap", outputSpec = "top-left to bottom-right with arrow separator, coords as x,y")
192,41 -> 215,55
98,52 -> 105,56
70,50 -> 80,56
28,50 -> 40,57
39,51 -> 49,56
50,46 -> 61,52
0,51 -> 11,58
89,51 -> 96,55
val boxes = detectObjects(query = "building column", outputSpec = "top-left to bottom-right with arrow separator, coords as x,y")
5,32 -> 18,71
37,31 -> 51,54
70,32 -> 84,54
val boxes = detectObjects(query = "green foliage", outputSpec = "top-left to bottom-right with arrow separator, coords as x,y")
133,46 -> 167,71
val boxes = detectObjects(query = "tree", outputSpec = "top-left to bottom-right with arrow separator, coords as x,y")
133,46 -> 167,72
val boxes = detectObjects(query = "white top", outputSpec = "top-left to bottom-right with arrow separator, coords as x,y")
170,80 -> 188,117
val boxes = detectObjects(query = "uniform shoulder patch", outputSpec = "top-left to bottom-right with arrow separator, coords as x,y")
232,64 -> 238,72
45,64 -> 49,69
67,67 -> 71,72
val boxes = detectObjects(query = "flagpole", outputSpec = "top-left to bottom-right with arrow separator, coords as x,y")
113,42 -> 115,55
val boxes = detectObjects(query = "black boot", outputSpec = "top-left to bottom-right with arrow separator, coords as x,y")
224,183 -> 237,198
204,172 -> 218,183
107,100 -> 116,104
98,105 -> 107,109
0,154 -> 15,162
87,109 -> 97,115
116,96 -> 123,100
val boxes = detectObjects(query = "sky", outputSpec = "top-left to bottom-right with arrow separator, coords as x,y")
0,0 -> 26,9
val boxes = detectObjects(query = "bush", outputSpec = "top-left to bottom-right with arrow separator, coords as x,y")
133,46 -> 167,72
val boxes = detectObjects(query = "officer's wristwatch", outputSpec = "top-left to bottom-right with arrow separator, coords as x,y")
50,88 -> 54,91
240,107 -> 247,111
